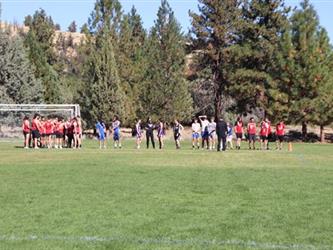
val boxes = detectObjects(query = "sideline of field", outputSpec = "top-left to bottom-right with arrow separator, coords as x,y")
0,234 -> 331,250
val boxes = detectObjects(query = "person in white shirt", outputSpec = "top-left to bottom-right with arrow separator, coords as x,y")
207,117 -> 217,150
199,115 -> 209,149
191,118 -> 201,149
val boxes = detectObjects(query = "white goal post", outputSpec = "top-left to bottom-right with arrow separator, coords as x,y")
0,104 -> 81,139
0,104 -> 81,118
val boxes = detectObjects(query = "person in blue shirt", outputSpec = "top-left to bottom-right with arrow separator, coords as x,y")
96,119 -> 106,149
111,116 -> 121,149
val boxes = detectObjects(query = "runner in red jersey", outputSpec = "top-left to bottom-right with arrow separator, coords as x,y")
276,120 -> 285,150
54,117 -> 64,149
234,117 -> 243,150
247,117 -> 257,150
260,119 -> 269,150
45,118 -> 55,149
31,114 -> 41,149
39,116 -> 46,148
22,116 -> 30,149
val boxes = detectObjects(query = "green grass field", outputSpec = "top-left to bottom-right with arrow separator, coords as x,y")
0,140 -> 332,249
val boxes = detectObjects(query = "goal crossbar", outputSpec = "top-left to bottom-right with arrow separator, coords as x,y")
0,104 -> 81,117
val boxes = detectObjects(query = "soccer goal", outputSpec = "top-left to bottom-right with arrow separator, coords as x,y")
0,104 -> 81,140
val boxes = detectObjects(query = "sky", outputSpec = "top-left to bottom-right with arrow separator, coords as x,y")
1,0 -> 333,42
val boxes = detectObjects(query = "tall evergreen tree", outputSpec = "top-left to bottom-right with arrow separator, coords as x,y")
116,6 -> 147,122
79,0 -> 126,125
24,15 -> 33,27
88,0 -> 122,37
142,0 -> 193,122
23,9 -> 62,103
24,30 -> 61,103
273,0 -> 333,139
228,0 -> 289,118
311,30 -> 333,142
81,29 -> 126,125
0,31 -> 43,104
68,21 -> 77,32
25,9 -> 57,64
190,0 -> 242,119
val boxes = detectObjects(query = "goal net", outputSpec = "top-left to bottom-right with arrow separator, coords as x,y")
0,104 -> 80,140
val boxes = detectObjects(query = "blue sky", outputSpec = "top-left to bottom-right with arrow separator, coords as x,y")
1,0 -> 333,42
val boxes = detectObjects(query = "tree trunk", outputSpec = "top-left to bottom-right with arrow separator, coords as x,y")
302,121 -> 307,142
320,125 -> 325,143
213,68 -> 223,120
214,90 -> 222,120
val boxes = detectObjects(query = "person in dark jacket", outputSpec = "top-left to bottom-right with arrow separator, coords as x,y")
216,117 -> 228,151
145,117 -> 155,149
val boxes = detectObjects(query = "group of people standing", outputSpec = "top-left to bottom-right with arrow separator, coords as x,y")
94,115 -> 286,151
191,116 -> 285,151
21,114 -> 285,151
95,117 -> 184,150
22,114 -> 82,149
233,117 -> 286,151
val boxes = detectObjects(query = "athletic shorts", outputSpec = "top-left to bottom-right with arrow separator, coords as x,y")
248,134 -> 256,141
23,131 -> 30,136
174,133 -> 181,141
227,135 -> 233,142
201,131 -> 209,139
277,135 -> 284,142
136,133 -> 142,139
236,133 -> 243,139
209,132 -> 216,139
113,131 -> 120,141
56,133 -> 63,139
32,130 -> 40,139
192,132 -> 200,139
74,132 -> 81,138
260,135 -> 268,140
98,133 -> 105,141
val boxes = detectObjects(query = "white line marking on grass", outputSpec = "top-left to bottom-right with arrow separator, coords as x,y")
0,235 -> 331,249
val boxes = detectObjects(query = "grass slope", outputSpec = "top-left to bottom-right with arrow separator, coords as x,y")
0,140 -> 332,249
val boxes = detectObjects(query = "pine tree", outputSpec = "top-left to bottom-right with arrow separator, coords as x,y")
116,6 -> 147,123
228,0 -> 289,118
270,26 -> 297,122
24,30 -> 61,103
55,24 -> 61,31
190,0 -> 242,119
23,9 -> 62,103
0,31 -> 43,104
80,23 -> 90,34
142,0 -> 193,122
306,29 -> 333,142
25,9 -> 57,64
88,0 -> 122,37
68,21 -> 77,32
24,15 -> 33,27
79,1 -> 126,125
81,29 -> 126,125
274,0 -> 333,139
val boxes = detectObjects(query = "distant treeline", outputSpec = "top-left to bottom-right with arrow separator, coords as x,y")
0,0 -> 332,141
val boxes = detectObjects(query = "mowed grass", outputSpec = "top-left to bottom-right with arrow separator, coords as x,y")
0,139 -> 332,250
